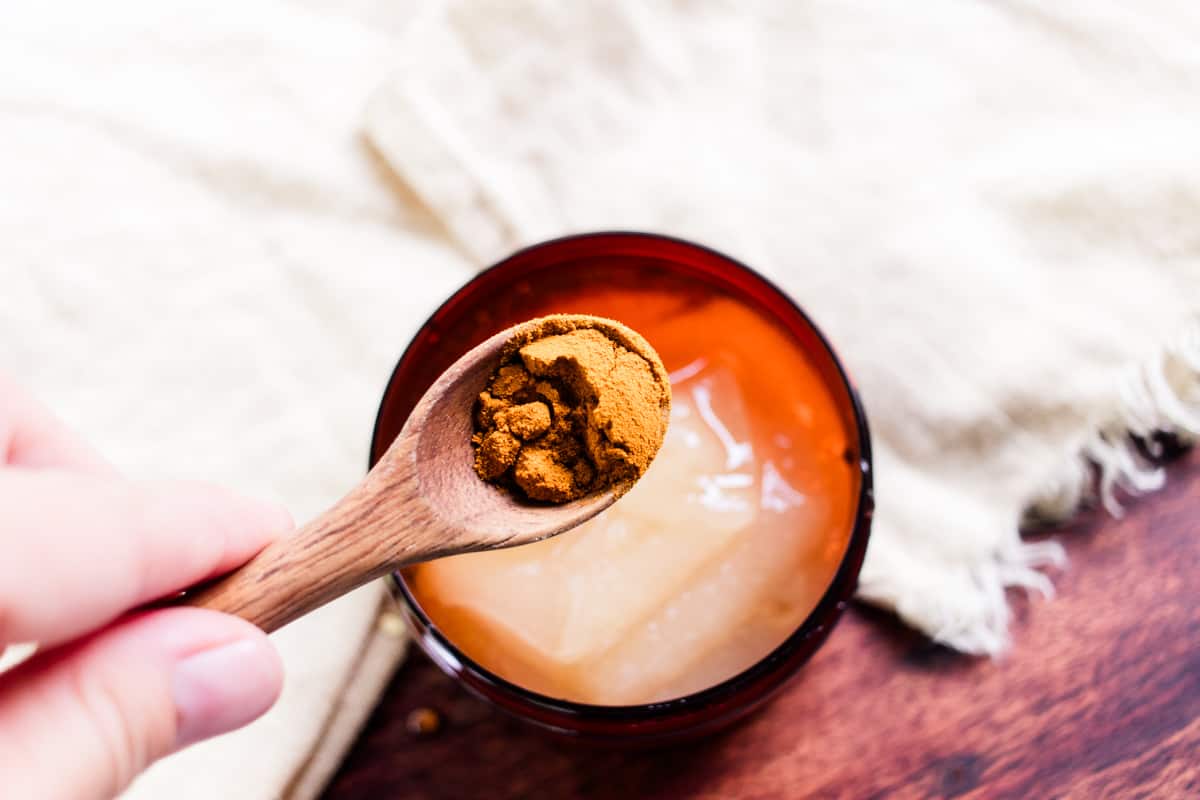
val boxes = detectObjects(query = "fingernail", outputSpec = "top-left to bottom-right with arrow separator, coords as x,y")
172,638 -> 282,749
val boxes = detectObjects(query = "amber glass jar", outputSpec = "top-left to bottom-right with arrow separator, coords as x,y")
372,232 -> 873,745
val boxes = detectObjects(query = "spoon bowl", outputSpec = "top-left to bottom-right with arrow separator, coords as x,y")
184,320 -> 620,632
403,323 -> 621,553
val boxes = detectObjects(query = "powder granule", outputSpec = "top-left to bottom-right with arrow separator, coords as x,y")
472,315 -> 671,502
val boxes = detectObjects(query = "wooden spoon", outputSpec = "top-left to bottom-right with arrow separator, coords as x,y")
183,321 -> 621,632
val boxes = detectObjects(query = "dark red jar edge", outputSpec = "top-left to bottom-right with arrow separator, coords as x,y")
370,231 -> 874,731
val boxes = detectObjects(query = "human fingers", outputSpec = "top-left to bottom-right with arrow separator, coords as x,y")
0,373 -> 116,474
0,608 -> 283,800
0,470 -> 293,649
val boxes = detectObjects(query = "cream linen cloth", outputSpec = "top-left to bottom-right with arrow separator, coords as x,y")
0,2 -> 465,798
4,1 -> 1200,798
365,0 -> 1200,655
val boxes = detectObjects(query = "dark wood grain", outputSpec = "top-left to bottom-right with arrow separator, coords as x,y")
325,449 -> 1200,800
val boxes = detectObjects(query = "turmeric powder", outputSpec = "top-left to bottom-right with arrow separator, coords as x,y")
472,315 -> 671,503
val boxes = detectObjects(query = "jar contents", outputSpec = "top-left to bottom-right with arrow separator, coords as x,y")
473,314 -> 671,502
412,289 -> 857,706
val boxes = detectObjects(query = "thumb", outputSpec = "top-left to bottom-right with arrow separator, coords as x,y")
0,608 -> 283,800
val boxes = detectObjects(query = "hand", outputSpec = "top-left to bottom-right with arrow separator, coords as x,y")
0,375 -> 293,799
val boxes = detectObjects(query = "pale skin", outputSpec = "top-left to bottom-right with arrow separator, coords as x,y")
0,374 -> 291,799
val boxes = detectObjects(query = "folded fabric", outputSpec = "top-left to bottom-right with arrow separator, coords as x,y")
365,0 -> 1200,654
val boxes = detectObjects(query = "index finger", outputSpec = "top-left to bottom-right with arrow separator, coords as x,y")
0,471 -> 294,649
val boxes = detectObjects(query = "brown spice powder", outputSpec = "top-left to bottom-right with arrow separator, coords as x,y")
472,314 -> 672,503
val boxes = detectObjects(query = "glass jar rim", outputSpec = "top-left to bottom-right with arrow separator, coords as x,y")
374,231 -> 874,725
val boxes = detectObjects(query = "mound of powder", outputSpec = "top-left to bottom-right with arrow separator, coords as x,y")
472,314 -> 671,503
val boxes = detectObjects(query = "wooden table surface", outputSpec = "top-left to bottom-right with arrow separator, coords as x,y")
326,448 -> 1200,799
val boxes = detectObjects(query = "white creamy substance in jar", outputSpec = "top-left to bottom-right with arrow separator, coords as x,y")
416,361 -> 834,705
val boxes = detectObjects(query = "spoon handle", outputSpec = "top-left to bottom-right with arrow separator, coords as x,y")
180,508 -> 386,632
181,464 -> 426,632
